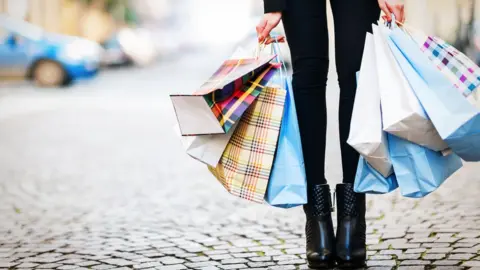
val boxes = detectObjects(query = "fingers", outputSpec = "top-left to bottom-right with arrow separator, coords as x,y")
378,0 -> 391,21
399,4 -> 405,23
261,21 -> 276,44
256,19 -> 268,42
385,1 -> 405,23
265,35 -> 286,45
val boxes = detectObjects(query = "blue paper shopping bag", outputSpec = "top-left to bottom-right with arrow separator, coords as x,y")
388,134 -> 462,198
388,22 -> 480,161
265,43 -> 307,208
354,156 -> 398,194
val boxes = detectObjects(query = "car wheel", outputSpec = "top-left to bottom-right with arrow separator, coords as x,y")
32,60 -> 69,87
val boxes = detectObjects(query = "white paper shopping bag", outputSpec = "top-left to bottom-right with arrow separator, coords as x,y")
348,33 -> 393,177
174,123 -> 237,167
372,24 -> 447,152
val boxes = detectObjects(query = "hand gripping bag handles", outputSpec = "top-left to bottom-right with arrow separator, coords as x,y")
388,19 -> 480,162
264,41 -> 308,208
354,23 -> 463,198
372,24 -> 447,152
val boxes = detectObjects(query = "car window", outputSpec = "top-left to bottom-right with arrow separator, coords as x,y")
0,14 -> 42,41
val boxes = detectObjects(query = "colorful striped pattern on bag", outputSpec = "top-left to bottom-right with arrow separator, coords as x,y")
210,64 -> 278,134
193,56 -> 276,134
208,79 -> 286,203
421,36 -> 480,97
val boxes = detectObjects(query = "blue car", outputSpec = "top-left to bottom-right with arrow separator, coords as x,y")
0,14 -> 102,87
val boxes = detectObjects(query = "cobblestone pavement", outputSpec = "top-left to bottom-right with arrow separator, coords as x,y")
0,51 -> 480,270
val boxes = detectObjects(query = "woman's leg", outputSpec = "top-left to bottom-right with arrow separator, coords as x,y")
282,1 -> 335,268
282,0 -> 329,187
330,0 -> 380,267
330,0 -> 380,183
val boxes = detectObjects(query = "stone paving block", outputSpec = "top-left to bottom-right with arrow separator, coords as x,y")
422,253 -> 446,260
218,264 -> 247,269
187,256 -> 210,262
220,258 -> 248,265
368,243 -> 391,250
267,265 -> 296,269
405,248 -> 427,254
209,254 -> 232,261
133,262 -> 163,269
231,252 -> 257,258
428,247 -> 453,253
433,260 -> 461,266
448,253 -> 476,260
16,262 -> 40,268
247,261 -> 276,268
397,254 -> 421,260
155,265 -> 187,270
462,260 -> 480,267
249,256 -> 272,262
367,260 -> 396,267
276,259 -> 306,265
434,267 -> 463,270
37,263 -> 62,268
101,259 -> 135,267
0,262 -> 18,268
400,260 -> 430,265
57,265 -> 81,270
184,261 -> 220,268
92,265 -> 117,270
370,255 -> 393,260
379,250 -> 403,256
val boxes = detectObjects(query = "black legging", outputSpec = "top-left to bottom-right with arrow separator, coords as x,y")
282,0 -> 380,185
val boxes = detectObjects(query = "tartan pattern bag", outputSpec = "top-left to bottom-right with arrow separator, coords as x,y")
418,35 -> 480,97
208,74 -> 287,203
201,62 -> 278,135
171,55 -> 276,136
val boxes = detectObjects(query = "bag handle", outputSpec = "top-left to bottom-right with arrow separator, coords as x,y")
270,36 -> 288,80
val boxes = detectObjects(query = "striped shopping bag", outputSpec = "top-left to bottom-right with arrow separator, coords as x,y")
208,66 -> 287,203
408,29 -> 480,97
171,55 -> 276,136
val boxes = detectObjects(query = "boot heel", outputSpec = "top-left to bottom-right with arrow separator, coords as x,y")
304,184 -> 336,269
335,183 -> 367,268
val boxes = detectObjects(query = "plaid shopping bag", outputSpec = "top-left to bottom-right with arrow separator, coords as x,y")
171,55 -> 276,136
208,66 -> 286,203
413,34 -> 480,97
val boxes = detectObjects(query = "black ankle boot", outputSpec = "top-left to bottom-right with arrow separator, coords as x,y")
335,183 -> 367,268
303,184 -> 336,269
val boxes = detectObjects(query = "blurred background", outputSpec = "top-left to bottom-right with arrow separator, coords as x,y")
0,0 -> 479,87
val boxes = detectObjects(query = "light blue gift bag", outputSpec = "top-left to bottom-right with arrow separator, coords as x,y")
265,42 -> 308,208
388,21 -> 480,162
387,134 -> 462,198
354,156 -> 398,194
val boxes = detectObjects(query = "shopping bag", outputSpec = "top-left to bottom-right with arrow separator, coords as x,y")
171,54 -> 276,136
388,22 -> 480,161
174,122 -> 237,167
348,32 -> 393,177
265,42 -> 307,208
172,47 -> 261,167
372,24 -> 448,151
388,134 -> 462,198
208,66 -> 287,203
408,29 -> 480,98
354,156 -> 398,194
